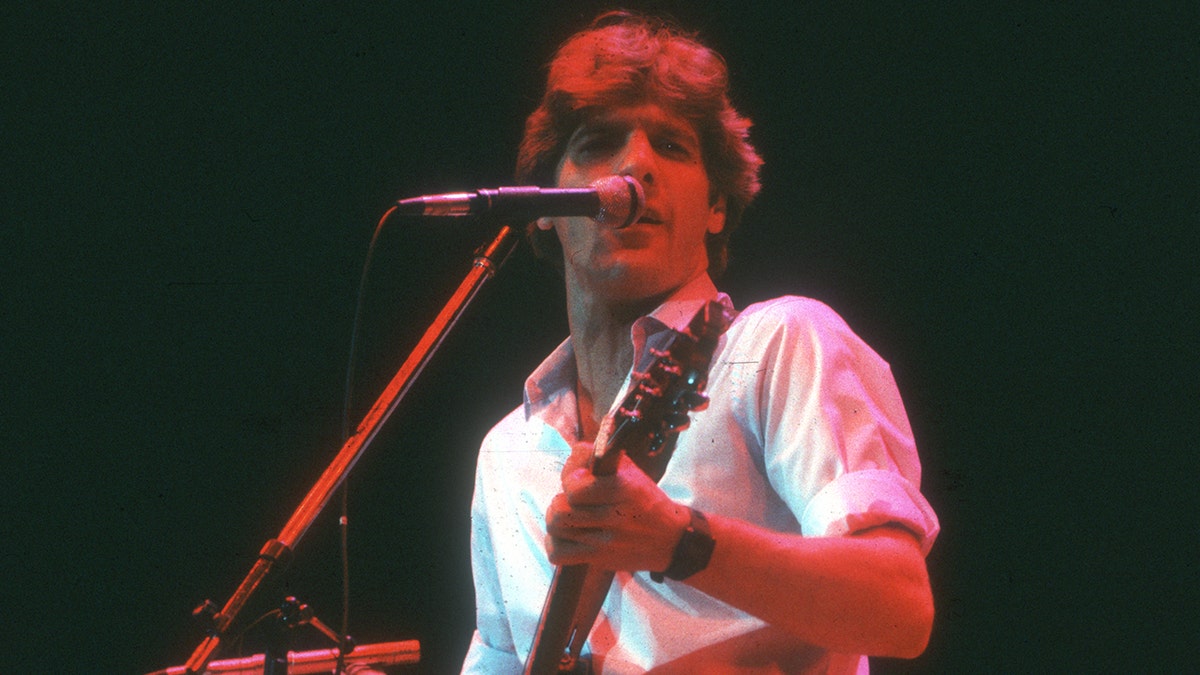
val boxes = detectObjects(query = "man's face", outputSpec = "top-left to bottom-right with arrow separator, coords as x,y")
543,103 -> 726,305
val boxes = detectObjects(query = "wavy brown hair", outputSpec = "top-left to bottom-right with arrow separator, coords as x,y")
516,10 -> 763,278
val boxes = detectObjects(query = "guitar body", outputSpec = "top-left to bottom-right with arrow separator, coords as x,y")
524,300 -> 732,675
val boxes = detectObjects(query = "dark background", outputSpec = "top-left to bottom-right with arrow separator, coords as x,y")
4,3 -> 1196,672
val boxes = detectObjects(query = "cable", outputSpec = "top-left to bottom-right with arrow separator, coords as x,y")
334,204 -> 398,674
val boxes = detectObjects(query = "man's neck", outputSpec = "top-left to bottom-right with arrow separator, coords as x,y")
566,287 -> 646,441
565,276 -> 713,439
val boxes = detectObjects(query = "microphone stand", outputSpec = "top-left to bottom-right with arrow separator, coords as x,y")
177,223 -> 521,674
264,597 -> 349,675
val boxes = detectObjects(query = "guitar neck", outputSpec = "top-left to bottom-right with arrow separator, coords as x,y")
523,300 -> 731,674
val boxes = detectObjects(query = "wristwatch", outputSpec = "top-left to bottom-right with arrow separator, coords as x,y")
652,508 -> 715,582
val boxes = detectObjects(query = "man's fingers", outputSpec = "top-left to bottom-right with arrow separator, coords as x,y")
548,494 -> 611,533
545,525 -> 613,564
562,441 -> 595,479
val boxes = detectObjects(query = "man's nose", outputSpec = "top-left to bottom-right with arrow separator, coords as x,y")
616,131 -> 656,187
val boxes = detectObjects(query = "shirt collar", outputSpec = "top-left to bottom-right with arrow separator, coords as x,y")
522,274 -> 731,420
640,273 -> 728,335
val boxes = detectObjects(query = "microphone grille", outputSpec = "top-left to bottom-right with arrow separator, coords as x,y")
592,175 -> 645,228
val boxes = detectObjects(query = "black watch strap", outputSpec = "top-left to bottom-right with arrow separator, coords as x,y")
652,508 -> 715,582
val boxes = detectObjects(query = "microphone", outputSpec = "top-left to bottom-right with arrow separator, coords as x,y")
394,175 -> 645,228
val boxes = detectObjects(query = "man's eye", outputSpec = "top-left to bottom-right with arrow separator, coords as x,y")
573,134 -> 617,157
657,139 -> 693,159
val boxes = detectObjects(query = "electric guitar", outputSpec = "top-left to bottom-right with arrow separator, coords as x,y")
524,300 -> 732,675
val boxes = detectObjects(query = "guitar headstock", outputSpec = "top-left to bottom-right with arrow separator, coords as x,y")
592,300 -> 732,478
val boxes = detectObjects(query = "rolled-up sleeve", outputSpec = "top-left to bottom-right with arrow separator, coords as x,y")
749,297 -> 939,553
801,468 -> 939,554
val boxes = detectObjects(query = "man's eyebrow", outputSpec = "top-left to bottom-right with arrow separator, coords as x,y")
573,117 -> 625,135
569,111 -> 699,146
657,122 -> 698,140
647,122 -> 700,149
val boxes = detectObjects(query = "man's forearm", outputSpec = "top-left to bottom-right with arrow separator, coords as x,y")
684,516 -> 934,658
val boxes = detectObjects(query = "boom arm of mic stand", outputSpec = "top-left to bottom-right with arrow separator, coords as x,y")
180,224 -> 521,674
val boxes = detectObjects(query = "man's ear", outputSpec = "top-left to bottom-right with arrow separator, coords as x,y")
707,195 -> 727,235
536,216 -> 555,231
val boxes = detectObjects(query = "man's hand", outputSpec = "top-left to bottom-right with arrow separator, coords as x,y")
542,445 -> 934,657
545,443 -> 689,573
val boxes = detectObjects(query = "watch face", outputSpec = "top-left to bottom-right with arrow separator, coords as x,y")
659,509 -> 715,581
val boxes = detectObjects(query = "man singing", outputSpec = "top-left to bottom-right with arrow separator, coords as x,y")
462,11 -> 939,673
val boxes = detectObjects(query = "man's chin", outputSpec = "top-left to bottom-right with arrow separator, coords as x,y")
587,268 -> 680,305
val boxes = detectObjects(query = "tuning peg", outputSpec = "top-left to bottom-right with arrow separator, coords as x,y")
664,412 -> 691,431
679,391 -> 709,410
637,382 -> 664,398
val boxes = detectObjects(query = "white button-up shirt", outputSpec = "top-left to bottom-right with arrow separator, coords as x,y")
463,275 -> 939,674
